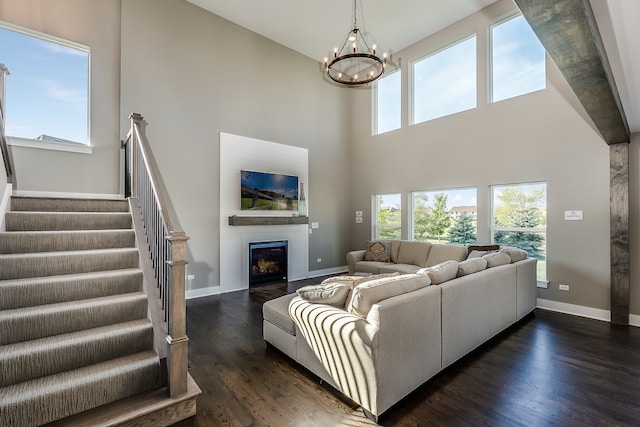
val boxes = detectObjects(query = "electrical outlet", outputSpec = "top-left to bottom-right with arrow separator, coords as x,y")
317,258 -> 322,263
187,274 -> 195,280
559,284 -> 569,291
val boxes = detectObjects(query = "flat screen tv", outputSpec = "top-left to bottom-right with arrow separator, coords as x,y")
241,170 -> 298,211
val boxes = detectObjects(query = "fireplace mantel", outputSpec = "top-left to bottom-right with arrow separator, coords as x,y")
228,215 -> 309,226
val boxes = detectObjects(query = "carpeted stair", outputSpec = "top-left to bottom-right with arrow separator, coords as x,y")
0,196 -> 161,426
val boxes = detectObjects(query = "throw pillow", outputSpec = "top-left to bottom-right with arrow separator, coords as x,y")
347,273 -> 431,318
417,260 -> 458,285
322,272 -> 400,309
499,247 -> 528,263
483,251 -> 511,268
457,257 -> 488,277
296,283 -> 351,307
364,240 -> 391,262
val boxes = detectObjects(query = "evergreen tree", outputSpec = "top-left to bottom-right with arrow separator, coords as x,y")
494,187 -> 545,259
448,212 -> 477,245
426,193 -> 450,242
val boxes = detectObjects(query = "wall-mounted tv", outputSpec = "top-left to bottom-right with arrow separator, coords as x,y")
241,170 -> 299,211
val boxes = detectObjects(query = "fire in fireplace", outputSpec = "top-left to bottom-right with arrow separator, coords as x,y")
248,240 -> 288,287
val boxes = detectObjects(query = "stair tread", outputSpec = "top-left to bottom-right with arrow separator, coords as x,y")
0,267 -> 142,285
0,350 -> 160,427
0,319 -> 154,387
0,247 -> 138,259
0,291 -> 147,319
10,196 -> 129,213
0,319 -> 153,356
0,349 -> 159,397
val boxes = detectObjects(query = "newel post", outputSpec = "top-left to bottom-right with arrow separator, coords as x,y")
166,230 -> 190,396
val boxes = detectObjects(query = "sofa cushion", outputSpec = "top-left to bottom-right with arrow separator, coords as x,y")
500,246 -> 528,263
322,272 -> 401,309
354,261 -> 389,275
457,257 -> 487,277
348,273 -> 431,317
263,293 -> 297,335
378,263 -> 422,274
396,241 -> 431,267
418,260 -> 458,285
364,240 -> 391,262
483,251 -> 512,267
296,283 -> 351,307
426,244 -> 468,266
389,240 -> 402,263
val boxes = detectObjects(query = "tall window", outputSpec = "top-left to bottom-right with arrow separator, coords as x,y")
374,70 -> 401,135
492,183 -> 547,281
411,187 -> 477,244
0,23 -> 89,145
490,14 -> 546,103
412,35 -> 476,124
373,193 -> 401,239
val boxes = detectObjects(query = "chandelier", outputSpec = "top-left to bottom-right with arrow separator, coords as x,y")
323,0 -> 387,86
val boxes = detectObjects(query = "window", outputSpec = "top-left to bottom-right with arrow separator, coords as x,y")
490,14 -> 546,103
373,193 -> 401,239
374,69 -> 401,135
412,35 -> 476,124
491,183 -> 547,281
0,23 -> 89,145
411,187 -> 477,244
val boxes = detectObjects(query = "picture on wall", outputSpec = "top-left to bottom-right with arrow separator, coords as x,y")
241,170 -> 299,211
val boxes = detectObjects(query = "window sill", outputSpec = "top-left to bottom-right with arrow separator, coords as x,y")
7,136 -> 92,154
537,280 -> 548,289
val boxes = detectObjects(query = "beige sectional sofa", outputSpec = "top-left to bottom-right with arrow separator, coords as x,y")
262,242 -> 537,423
346,240 -> 469,274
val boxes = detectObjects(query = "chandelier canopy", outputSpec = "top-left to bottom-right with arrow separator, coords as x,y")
323,0 -> 387,86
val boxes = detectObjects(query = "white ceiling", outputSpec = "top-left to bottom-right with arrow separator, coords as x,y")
185,0 -> 640,134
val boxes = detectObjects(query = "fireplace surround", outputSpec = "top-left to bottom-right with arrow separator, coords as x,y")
249,240 -> 288,286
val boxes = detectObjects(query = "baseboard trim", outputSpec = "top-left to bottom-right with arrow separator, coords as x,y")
307,266 -> 349,278
186,286 -> 222,300
537,299 -> 640,328
537,298 -> 611,322
12,190 -> 123,200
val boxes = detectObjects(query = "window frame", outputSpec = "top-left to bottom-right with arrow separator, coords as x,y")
410,33 -> 477,126
409,187 -> 478,244
372,68 -> 402,135
372,193 -> 402,240
0,20 -> 91,148
488,12 -> 546,104
490,182 -> 547,285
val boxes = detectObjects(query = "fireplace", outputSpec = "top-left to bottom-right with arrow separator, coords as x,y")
249,240 -> 288,287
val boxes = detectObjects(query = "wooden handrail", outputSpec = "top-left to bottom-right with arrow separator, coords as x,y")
0,64 -> 13,184
124,113 -> 190,397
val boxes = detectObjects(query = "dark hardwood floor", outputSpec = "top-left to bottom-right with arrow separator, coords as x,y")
175,278 -> 640,426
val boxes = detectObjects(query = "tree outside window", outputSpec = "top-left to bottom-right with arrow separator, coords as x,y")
374,193 -> 401,239
412,188 -> 477,244
492,183 -> 547,280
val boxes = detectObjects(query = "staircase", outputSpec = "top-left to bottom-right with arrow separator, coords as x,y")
0,196 -> 162,426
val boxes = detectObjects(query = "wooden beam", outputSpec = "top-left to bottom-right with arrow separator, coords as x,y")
513,0 -> 630,144
610,143 -> 630,325
515,0 -> 632,324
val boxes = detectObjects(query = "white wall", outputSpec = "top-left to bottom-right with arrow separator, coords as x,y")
120,0 -> 352,293
349,0 -> 614,314
0,0 -> 122,195
215,133 -> 309,297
